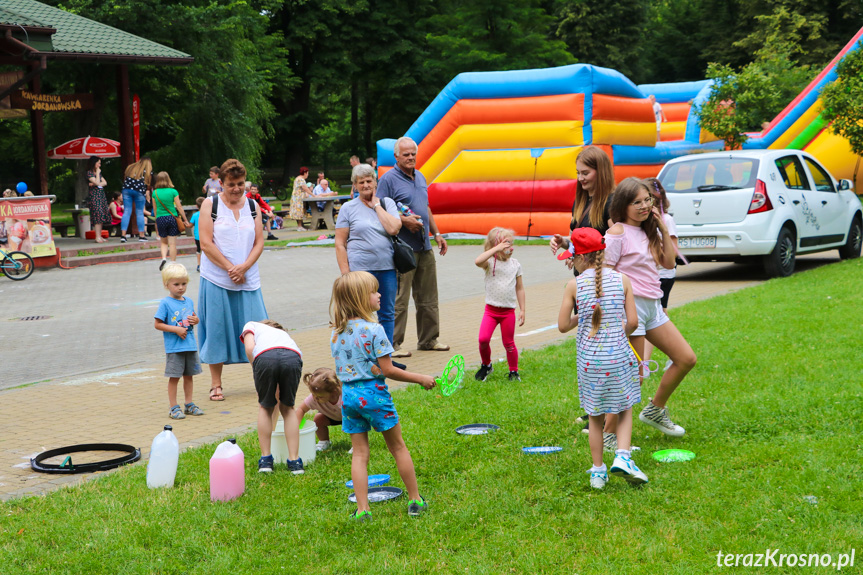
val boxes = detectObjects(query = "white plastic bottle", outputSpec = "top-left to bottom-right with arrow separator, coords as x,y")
209,438 -> 245,502
146,425 -> 179,488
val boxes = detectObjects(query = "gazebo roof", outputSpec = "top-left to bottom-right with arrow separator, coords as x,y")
0,0 -> 193,64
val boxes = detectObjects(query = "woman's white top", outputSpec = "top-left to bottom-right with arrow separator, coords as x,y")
200,196 -> 261,291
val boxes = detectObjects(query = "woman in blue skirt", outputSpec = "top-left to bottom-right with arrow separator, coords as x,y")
197,158 -> 267,401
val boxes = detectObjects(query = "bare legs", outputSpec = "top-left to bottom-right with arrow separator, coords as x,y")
160,235 -> 178,262
167,375 -> 194,407
257,402 -> 299,460
605,321 -> 696,434
350,423 -> 421,514
93,223 -> 105,243
208,363 -> 224,400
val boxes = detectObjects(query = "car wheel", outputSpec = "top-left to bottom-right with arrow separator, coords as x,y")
838,215 -> 862,260
763,226 -> 796,278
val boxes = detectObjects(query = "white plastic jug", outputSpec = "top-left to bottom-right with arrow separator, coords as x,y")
146,425 -> 179,489
209,438 -> 245,502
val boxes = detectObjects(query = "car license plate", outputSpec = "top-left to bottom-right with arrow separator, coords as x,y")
678,236 -> 716,249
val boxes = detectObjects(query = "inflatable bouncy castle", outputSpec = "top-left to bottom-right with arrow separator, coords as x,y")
377,26 -> 863,236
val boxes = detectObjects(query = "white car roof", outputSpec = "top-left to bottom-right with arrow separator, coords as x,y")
665,149 -> 803,164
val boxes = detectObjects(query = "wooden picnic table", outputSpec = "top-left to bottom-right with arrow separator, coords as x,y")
302,194 -> 351,230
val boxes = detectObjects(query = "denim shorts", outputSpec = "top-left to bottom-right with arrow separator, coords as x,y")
341,379 -> 399,434
156,215 -> 179,238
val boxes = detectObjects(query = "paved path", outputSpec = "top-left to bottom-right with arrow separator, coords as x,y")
0,245 -> 840,500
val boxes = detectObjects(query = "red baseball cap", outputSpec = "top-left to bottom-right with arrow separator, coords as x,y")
569,228 -> 606,255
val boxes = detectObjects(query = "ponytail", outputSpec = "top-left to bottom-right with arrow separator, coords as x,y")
588,250 -> 605,338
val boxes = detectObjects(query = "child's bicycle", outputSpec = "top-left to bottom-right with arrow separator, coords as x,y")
0,250 -> 34,280
263,179 -> 289,202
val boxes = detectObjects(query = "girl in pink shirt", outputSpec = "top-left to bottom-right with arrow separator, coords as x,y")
604,177 -> 697,438
295,367 -> 344,452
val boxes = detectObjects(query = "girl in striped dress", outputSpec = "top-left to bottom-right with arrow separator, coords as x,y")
558,228 -> 647,489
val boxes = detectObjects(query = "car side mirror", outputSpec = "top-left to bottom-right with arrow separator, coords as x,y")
838,179 -> 853,191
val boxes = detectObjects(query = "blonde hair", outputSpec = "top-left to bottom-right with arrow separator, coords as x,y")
329,271 -> 378,334
572,146 -> 615,229
478,226 -> 515,271
303,367 -> 342,395
22,191 -> 34,197
124,157 -> 153,186
154,172 -> 174,189
259,319 -> 286,332
161,262 -> 188,285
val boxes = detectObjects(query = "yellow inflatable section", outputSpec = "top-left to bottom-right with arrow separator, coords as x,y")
591,120 -> 656,146
433,147 -> 582,184
770,103 -> 822,150
805,129 -> 858,182
421,120 -> 583,183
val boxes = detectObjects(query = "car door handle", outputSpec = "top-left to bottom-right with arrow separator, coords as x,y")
822,201 -> 828,205
792,200 -> 800,205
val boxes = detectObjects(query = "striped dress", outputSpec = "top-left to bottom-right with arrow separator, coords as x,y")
575,268 -> 640,416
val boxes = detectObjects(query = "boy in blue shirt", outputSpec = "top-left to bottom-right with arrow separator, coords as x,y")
154,263 -> 204,420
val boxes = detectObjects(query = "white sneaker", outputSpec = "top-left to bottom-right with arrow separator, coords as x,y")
315,440 -> 331,452
610,455 -> 648,485
602,432 -> 640,453
638,402 -> 686,437
589,470 -> 608,489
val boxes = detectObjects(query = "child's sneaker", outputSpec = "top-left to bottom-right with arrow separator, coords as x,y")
258,455 -> 274,473
169,405 -> 185,420
507,371 -> 521,382
315,440 -> 332,452
602,432 -> 617,453
610,455 -> 648,485
474,364 -> 493,382
639,401 -> 686,437
350,509 -> 372,522
407,496 -> 429,517
287,457 -> 304,475
184,402 -> 204,416
589,470 -> 608,490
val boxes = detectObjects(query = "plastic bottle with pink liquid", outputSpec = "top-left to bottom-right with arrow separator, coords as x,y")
209,438 -> 245,502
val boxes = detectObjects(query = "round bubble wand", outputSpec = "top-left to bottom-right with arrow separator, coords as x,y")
436,354 -> 465,396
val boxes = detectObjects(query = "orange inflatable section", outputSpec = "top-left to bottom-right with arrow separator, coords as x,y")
591,94 -> 654,123
662,102 -> 690,122
435,212 -> 572,237
613,164 -> 664,183
417,94 -> 584,169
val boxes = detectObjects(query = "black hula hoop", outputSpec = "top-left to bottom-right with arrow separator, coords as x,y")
30,443 -> 141,474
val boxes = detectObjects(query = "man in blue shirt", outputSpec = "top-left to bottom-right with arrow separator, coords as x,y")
376,137 -> 449,356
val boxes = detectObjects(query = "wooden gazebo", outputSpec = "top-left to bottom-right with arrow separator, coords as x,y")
0,0 -> 193,193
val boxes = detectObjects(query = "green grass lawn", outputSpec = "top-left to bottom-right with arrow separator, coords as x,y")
2,259 -> 862,573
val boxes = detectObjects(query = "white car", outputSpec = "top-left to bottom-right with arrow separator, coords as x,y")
657,149 -> 862,277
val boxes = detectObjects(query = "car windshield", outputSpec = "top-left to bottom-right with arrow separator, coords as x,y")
659,157 -> 759,193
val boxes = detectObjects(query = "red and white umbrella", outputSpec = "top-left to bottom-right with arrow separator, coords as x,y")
47,136 -> 121,160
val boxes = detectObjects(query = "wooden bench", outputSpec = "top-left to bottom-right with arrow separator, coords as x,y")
53,223 -> 75,237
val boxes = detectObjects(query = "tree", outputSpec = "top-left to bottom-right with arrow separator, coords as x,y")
820,42 -> 863,185
553,0 -> 645,79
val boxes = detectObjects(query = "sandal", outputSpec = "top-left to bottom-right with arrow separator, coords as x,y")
184,402 -> 204,416
169,405 -> 186,420
209,386 -> 225,401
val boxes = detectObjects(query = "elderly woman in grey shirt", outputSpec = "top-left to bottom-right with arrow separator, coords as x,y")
335,163 -> 402,345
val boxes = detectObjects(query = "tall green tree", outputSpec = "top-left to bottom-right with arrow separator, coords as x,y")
820,42 -> 863,185
553,0 -> 646,79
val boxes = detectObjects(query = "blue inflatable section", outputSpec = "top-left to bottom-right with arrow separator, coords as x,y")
637,80 -> 710,104
613,140 -> 724,166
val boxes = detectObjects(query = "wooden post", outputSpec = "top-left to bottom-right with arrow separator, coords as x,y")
116,64 -> 133,170
28,59 -> 47,195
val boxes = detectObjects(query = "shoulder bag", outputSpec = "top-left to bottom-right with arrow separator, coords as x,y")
156,191 -> 185,233
381,198 -> 416,273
